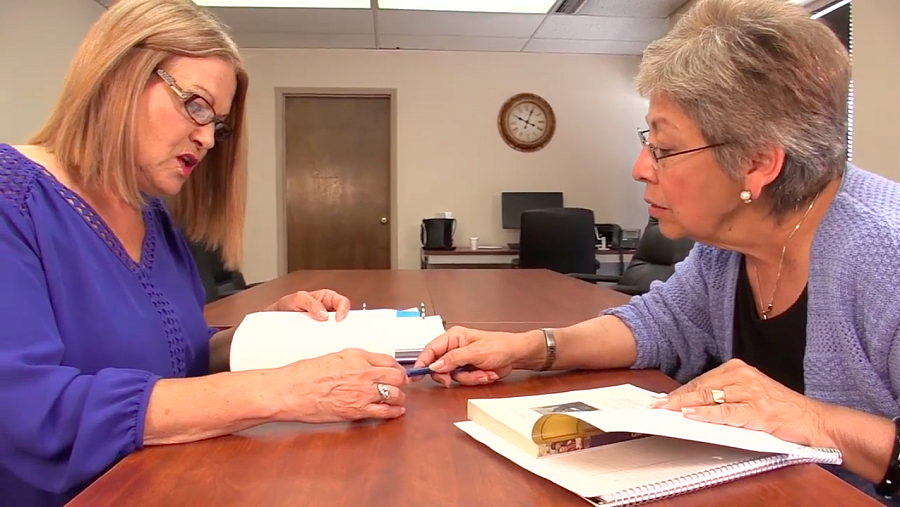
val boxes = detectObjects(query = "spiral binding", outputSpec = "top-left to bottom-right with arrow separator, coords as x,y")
593,448 -> 842,506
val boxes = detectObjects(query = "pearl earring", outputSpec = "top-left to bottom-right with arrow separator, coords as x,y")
740,190 -> 752,204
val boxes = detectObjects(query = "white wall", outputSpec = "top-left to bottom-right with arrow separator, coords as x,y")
242,49 -> 650,281
851,0 -> 900,181
0,0 -> 104,143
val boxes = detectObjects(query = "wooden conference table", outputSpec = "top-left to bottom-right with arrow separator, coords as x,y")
68,269 -> 881,507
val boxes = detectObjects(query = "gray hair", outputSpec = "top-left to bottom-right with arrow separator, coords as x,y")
636,0 -> 850,216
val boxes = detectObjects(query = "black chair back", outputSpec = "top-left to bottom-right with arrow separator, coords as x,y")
616,218 -> 694,293
517,207 -> 597,275
186,240 -> 248,303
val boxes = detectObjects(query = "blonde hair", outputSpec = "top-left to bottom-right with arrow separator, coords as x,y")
30,0 -> 248,268
636,0 -> 850,216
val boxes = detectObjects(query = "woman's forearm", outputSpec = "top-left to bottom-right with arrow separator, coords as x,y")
515,315 -> 638,371
209,328 -> 235,374
143,369 -> 282,446
812,403 -> 894,484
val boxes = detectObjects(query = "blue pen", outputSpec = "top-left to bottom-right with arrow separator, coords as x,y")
406,364 -> 479,377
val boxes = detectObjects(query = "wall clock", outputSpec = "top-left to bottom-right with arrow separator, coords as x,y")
497,93 -> 556,152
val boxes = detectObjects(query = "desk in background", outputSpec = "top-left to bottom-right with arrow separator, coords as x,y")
421,246 -> 635,274
67,269 -> 881,507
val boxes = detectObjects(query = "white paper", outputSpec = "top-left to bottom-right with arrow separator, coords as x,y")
455,421 -> 767,500
468,384 -> 661,441
468,384 -> 817,457
561,407 -> 812,456
229,310 -> 446,371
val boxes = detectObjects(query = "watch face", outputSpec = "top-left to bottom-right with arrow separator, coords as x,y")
505,101 -> 548,144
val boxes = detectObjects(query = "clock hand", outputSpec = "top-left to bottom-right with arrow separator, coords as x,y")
514,115 -> 536,128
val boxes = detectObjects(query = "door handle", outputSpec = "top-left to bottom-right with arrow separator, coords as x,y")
380,217 -> 388,224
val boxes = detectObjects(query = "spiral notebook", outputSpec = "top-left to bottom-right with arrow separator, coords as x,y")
455,384 -> 842,506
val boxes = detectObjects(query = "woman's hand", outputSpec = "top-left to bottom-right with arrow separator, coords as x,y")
274,348 -> 409,423
265,289 -> 351,321
413,326 -> 545,387
652,358 -> 827,446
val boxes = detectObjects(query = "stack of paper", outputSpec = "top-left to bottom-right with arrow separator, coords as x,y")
229,309 -> 446,371
456,384 -> 842,506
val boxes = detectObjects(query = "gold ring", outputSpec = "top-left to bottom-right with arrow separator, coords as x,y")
710,389 -> 726,404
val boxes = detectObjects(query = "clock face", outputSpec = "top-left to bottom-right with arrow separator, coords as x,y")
498,93 -> 556,152
505,102 -> 548,143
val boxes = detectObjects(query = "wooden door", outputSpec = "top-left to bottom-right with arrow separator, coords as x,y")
284,96 -> 391,271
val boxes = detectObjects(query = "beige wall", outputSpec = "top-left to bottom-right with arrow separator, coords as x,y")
0,0 -> 104,143
8,0 -> 897,283
242,49 -> 650,281
851,0 -> 900,181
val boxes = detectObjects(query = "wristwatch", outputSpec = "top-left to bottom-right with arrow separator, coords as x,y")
538,328 -> 557,371
876,416 -> 900,498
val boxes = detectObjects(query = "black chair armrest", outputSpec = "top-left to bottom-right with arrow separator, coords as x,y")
566,273 -> 620,284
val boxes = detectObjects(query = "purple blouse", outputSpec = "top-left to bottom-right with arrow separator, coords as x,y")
0,144 -> 215,506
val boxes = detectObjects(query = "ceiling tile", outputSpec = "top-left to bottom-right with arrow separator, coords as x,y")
378,35 -> 528,51
377,10 -> 544,37
576,0 -> 690,18
523,38 -> 648,55
232,32 -> 377,48
207,7 -> 375,33
534,14 -> 668,41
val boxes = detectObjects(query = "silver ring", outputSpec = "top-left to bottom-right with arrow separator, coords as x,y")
376,383 -> 391,403
710,388 -> 726,405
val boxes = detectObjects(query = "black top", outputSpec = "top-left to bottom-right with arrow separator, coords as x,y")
732,258 -> 808,394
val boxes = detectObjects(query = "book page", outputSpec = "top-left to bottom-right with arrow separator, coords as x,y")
468,384 -> 660,441
560,407 -> 815,456
456,421 -> 768,500
229,310 -> 446,371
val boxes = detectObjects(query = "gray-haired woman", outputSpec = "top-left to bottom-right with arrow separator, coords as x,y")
416,0 -> 900,503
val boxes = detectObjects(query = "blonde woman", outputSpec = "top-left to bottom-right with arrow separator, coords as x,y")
418,0 -> 900,503
0,1 -> 408,504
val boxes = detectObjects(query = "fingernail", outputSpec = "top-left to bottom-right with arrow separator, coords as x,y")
487,372 -> 499,381
651,392 -> 668,399
317,311 -> 328,319
429,359 -> 445,372
649,396 -> 668,407
681,407 -> 696,414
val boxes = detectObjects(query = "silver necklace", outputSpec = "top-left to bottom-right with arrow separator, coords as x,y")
754,192 -> 819,320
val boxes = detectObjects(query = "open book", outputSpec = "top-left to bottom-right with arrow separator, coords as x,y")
229,309 -> 446,371
457,384 -> 841,506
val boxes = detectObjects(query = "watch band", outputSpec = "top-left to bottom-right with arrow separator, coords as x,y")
538,328 -> 557,371
877,416 -> 900,498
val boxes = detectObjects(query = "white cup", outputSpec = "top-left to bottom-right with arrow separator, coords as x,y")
470,237 -> 479,250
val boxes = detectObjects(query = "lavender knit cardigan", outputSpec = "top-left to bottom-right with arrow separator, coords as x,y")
604,163 -> 900,503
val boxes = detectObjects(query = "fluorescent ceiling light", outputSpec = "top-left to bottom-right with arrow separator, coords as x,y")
377,0 -> 557,14
811,0 -> 851,19
193,0 -> 369,7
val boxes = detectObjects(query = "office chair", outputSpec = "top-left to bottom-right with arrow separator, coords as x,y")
515,207 -> 599,275
187,240 -> 257,303
570,217 -> 694,296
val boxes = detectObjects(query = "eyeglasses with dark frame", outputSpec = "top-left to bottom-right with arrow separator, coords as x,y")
155,68 -> 232,141
637,128 -> 724,167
